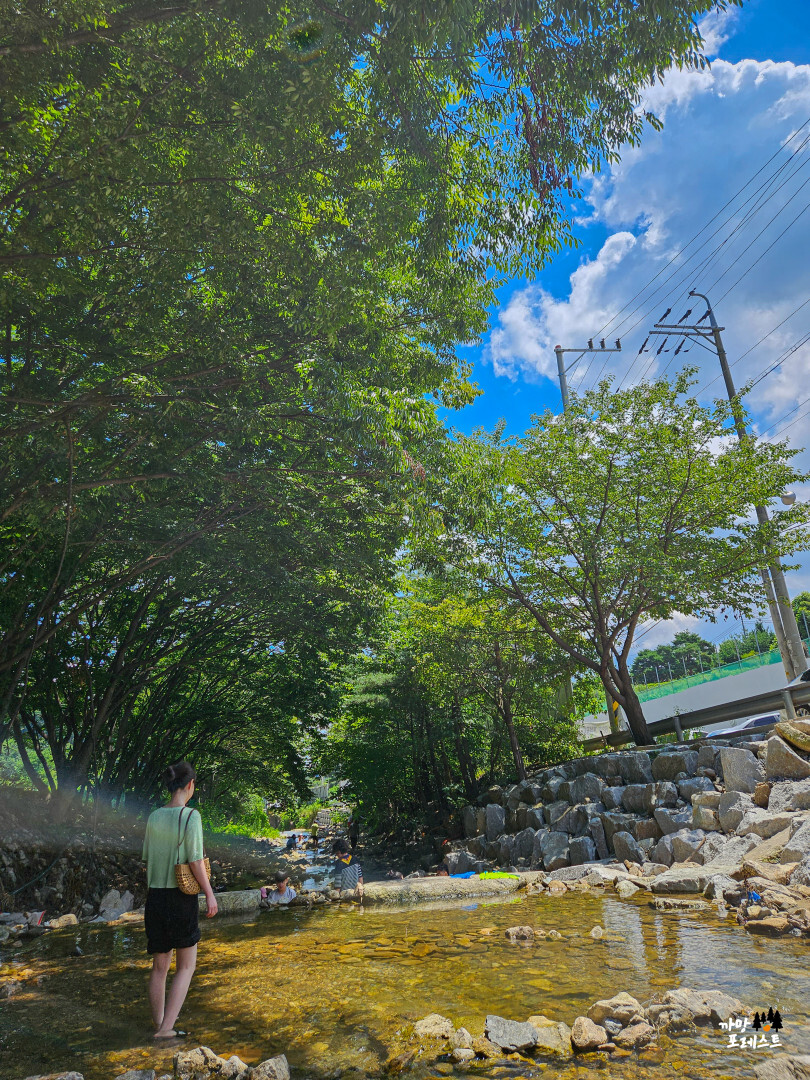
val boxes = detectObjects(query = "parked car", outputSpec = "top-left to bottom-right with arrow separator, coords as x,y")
703,712 -> 781,738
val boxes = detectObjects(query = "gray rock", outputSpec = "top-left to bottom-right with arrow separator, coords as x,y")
541,831 -> 570,871
476,807 -> 487,834
614,1021 -> 655,1050
484,1015 -> 538,1052
590,751 -> 653,785
719,746 -> 766,793
514,806 -> 528,831
486,785 -> 504,805
251,1056 -> 290,1080
650,866 -> 711,893
692,805 -> 721,832
701,834 -> 756,867
116,1073 -> 157,1080
175,1048 -> 248,1080
513,827 -> 536,860
601,786 -> 624,810
449,1028 -> 474,1050
600,811 -> 639,845
657,988 -> 743,1025
765,736 -> 810,781
569,773 -> 606,804
554,804 -> 593,837
462,806 -> 478,837
644,781 -> 679,812
445,850 -> 472,875
526,808 -> 545,829
22,1075 -> 84,1080
790,855 -> 810,888
736,809 -> 796,839
769,780 -> 810,814
698,744 -> 720,770
654,807 -> 693,836
519,781 -> 543,804
679,776 -> 716,801
612,831 -> 644,864
782,819 -> 810,862
530,828 -> 550,869
486,803 -> 506,841
703,874 -> 745,904
631,817 -> 662,842
670,828 -> 708,864
718,791 -> 755,833
589,817 -> 610,859
540,776 -> 565,803
651,834 -> 676,866
651,751 -> 698,782
449,1048 -> 476,1064
616,879 -> 640,898
620,784 -> 648,814
569,835 -> 597,865
545,800 -> 570,827
498,836 -> 514,865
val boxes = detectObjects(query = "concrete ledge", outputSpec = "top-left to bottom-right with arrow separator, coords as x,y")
361,874 -> 536,905
199,888 -> 261,914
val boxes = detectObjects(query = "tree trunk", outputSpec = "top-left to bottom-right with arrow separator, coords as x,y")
494,642 -> 527,782
608,663 -> 652,746
450,696 -> 478,801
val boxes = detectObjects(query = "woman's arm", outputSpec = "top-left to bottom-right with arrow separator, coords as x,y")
190,859 -> 218,917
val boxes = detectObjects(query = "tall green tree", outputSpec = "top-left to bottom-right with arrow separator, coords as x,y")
431,376 -> 808,746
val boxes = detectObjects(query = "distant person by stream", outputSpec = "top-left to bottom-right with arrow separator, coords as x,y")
142,760 -> 217,1040
348,815 -> 360,852
333,839 -> 363,898
310,822 -> 319,851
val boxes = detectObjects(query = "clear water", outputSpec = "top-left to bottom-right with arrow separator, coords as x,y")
2,890 -> 809,1080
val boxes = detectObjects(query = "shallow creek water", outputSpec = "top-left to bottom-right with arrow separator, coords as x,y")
2,890 -> 809,1080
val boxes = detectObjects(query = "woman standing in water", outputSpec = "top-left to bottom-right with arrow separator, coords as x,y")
142,760 -> 217,1039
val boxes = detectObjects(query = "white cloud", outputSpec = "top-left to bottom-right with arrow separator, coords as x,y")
698,5 -> 739,57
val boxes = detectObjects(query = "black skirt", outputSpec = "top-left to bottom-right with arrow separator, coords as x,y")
144,887 -> 201,954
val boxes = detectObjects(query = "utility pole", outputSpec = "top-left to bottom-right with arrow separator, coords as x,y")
646,292 -> 808,680
555,338 -> 623,733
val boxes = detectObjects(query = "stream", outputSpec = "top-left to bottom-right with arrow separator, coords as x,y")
2,885 -> 810,1080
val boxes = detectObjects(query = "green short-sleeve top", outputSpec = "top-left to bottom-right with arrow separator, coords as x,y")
143,806 -> 204,889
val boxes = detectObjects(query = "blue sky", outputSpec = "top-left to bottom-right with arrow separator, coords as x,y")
451,0 -> 810,655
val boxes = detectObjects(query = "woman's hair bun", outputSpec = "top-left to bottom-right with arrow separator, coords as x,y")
163,760 -> 195,792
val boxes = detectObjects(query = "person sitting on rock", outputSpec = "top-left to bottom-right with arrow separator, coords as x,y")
284,834 -> 297,852
261,871 -> 297,906
333,840 -> 363,897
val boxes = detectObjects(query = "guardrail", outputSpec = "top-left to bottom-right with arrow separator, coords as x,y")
581,680 -> 810,753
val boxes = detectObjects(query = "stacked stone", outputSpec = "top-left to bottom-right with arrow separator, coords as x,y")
449,727 -> 810,889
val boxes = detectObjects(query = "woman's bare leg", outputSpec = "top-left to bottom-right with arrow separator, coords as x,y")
154,944 -> 197,1037
148,951 -> 172,1029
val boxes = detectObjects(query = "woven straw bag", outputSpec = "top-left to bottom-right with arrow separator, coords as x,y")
174,807 -> 211,895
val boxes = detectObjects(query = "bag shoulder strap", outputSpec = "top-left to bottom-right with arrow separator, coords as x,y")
177,807 -> 192,858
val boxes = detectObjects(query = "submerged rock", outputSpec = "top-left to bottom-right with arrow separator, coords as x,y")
613,1021 -> 654,1050
753,1053 -> 810,1079
413,1015 -> 454,1039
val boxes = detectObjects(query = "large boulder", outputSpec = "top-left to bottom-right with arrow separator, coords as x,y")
599,811 -> 639,846
650,865 -> 711,893
700,833 -> 756,867
651,751 -> 698,782
719,746 -> 765,793
644,781 -> 678,812
540,776 -> 566,803
631,817 -> 662,842
486,803 -> 506,841
462,806 -> 478,838
679,776 -> 716,801
736,809 -> 796,840
570,1016 -> 608,1052
781,819 -> 810,863
590,752 -> 653,785
620,784 -> 648,814
545,800 -> 570,827
654,807 -> 692,836
769,780 -> 810,814
530,828 -> 550,869
613,1022 -> 655,1050
526,808 -> 545,829
612,831 -> 645,864
569,773 -> 606,804
791,855 -> 810,888
670,828 -> 708,864
484,1016 -> 538,1053
445,850 -> 472,875
519,780 -> 544,804
589,817 -> 610,859
601,786 -> 623,810
692,790 -> 722,810
718,791 -> 755,833
587,993 -> 645,1026
554,804 -> 596,837
649,988 -> 742,1025
569,835 -> 598,865
541,831 -> 570,871
513,827 -> 536,861
765,737 -> 810,781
